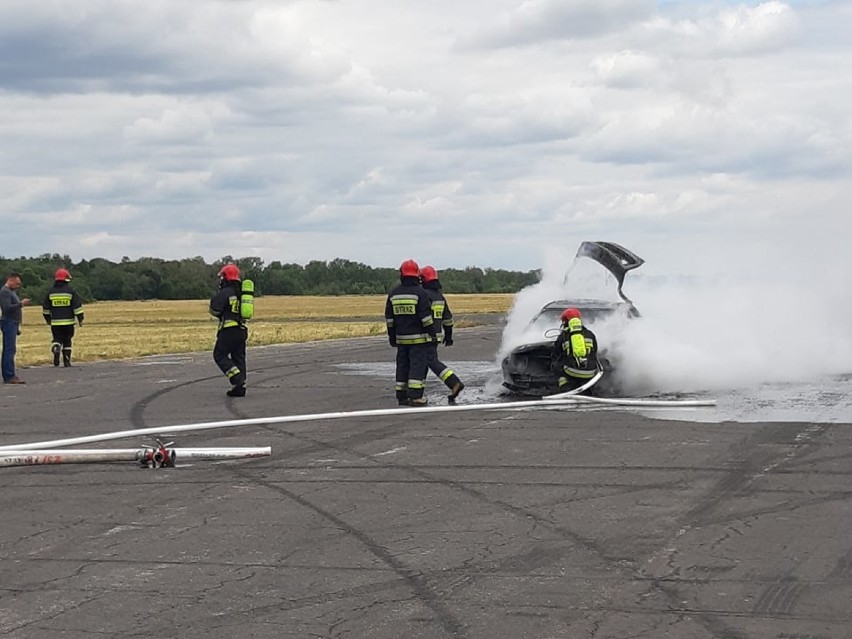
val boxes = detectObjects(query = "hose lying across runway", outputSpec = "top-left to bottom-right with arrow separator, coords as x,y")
0,447 -> 272,468
0,392 -> 715,453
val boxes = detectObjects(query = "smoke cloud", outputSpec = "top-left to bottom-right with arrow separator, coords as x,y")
498,236 -> 852,395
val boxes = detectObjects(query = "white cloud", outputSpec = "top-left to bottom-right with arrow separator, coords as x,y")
466,0 -> 656,49
0,0 -> 848,282
713,1 -> 800,54
591,50 -> 664,88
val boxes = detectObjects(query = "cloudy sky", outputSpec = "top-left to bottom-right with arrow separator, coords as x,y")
1,0 -> 850,275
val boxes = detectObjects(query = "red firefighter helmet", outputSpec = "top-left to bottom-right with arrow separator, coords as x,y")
218,263 -> 241,281
420,265 -> 438,282
399,259 -> 420,278
54,268 -> 72,282
561,308 -> 581,324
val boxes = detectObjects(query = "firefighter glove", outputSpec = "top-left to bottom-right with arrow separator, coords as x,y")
442,335 -> 453,346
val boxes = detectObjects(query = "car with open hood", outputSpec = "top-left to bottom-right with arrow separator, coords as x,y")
500,241 -> 643,396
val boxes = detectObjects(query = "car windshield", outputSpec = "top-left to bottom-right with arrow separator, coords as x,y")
532,305 -> 620,328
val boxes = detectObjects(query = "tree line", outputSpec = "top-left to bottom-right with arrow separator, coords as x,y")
0,254 -> 540,303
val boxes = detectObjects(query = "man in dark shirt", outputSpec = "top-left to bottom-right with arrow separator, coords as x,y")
1,272 -> 32,384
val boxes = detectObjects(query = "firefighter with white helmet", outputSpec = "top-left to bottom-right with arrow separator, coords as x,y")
41,268 -> 84,367
385,259 -> 436,406
209,263 -> 248,397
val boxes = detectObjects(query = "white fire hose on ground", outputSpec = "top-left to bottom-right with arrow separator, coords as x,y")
0,390 -> 714,464
0,446 -> 272,469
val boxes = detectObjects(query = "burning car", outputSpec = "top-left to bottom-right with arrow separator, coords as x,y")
500,241 -> 644,396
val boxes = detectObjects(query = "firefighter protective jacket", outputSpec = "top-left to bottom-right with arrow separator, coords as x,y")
209,281 -> 244,331
385,276 -> 436,345
422,279 -> 454,341
552,320 -> 600,379
42,282 -> 84,326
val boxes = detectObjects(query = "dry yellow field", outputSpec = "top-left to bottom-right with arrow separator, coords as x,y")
14,294 -> 514,367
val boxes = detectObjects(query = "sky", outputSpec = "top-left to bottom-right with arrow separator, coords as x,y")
1,0 -> 850,277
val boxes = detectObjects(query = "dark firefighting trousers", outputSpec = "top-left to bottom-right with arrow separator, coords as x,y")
557,365 -> 599,395
213,326 -> 247,388
395,343 -> 428,401
425,342 -> 461,390
51,325 -> 75,366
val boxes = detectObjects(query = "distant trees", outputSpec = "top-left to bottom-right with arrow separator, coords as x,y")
0,255 -> 540,303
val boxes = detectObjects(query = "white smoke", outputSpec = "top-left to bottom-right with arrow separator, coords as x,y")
498,248 -> 603,358
498,238 -> 852,395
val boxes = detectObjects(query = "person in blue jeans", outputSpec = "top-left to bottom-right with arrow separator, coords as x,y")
1,272 -> 32,384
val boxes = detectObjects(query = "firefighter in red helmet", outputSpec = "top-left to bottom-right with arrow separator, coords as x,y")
384,259 -> 436,406
550,308 -> 601,393
209,263 -> 248,397
420,265 -> 464,403
41,268 -> 84,367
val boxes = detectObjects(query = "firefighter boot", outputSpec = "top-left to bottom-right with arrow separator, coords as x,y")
62,348 -> 72,367
226,384 -> 246,397
448,381 -> 465,404
408,397 -> 428,407
51,343 -> 61,367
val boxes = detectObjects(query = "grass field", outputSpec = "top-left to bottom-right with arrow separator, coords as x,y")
13,294 -> 514,367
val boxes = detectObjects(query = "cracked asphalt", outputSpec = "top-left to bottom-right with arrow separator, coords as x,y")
1,324 -> 850,638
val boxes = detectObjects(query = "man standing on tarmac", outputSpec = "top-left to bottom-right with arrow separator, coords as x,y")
385,259 -> 436,406
42,268 -> 84,367
420,265 -> 464,403
209,263 -> 248,397
1,272 -> 31,384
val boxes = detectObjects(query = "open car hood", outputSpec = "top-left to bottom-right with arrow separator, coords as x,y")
572,241 -> 644,305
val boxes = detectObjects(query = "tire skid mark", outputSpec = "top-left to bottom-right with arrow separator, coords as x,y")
697,491 -> 852,529
827,548 -> 852,580
653,582 -> 747,639
752,576 -> 807,616
217,397 -> 681,634
127,361 -> 319,430
680,449 -> 780,524
128,369 -> 468,637
646,422 -> 833,629
229,466 -> 468,638
127,354 -> 835,636
129,376 -> 220,428
679,423 -> 831,527
227,399 -> 616,562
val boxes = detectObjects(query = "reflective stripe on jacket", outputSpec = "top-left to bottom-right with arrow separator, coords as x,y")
422,282 -> 453,337
385,279 -> 435,345
42,283 -> 84,326
209,282 -> 244,331
552,321 -> 599,379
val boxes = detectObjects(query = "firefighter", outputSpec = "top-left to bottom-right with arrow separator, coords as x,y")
385,259 -> 436,406
41,268 -> 84,367
551,308 -> 601,394
420,265 -> 465,403
209,263 -> 248,397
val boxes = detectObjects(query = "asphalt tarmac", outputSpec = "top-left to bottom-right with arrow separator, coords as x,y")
1,324 -> 850,638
